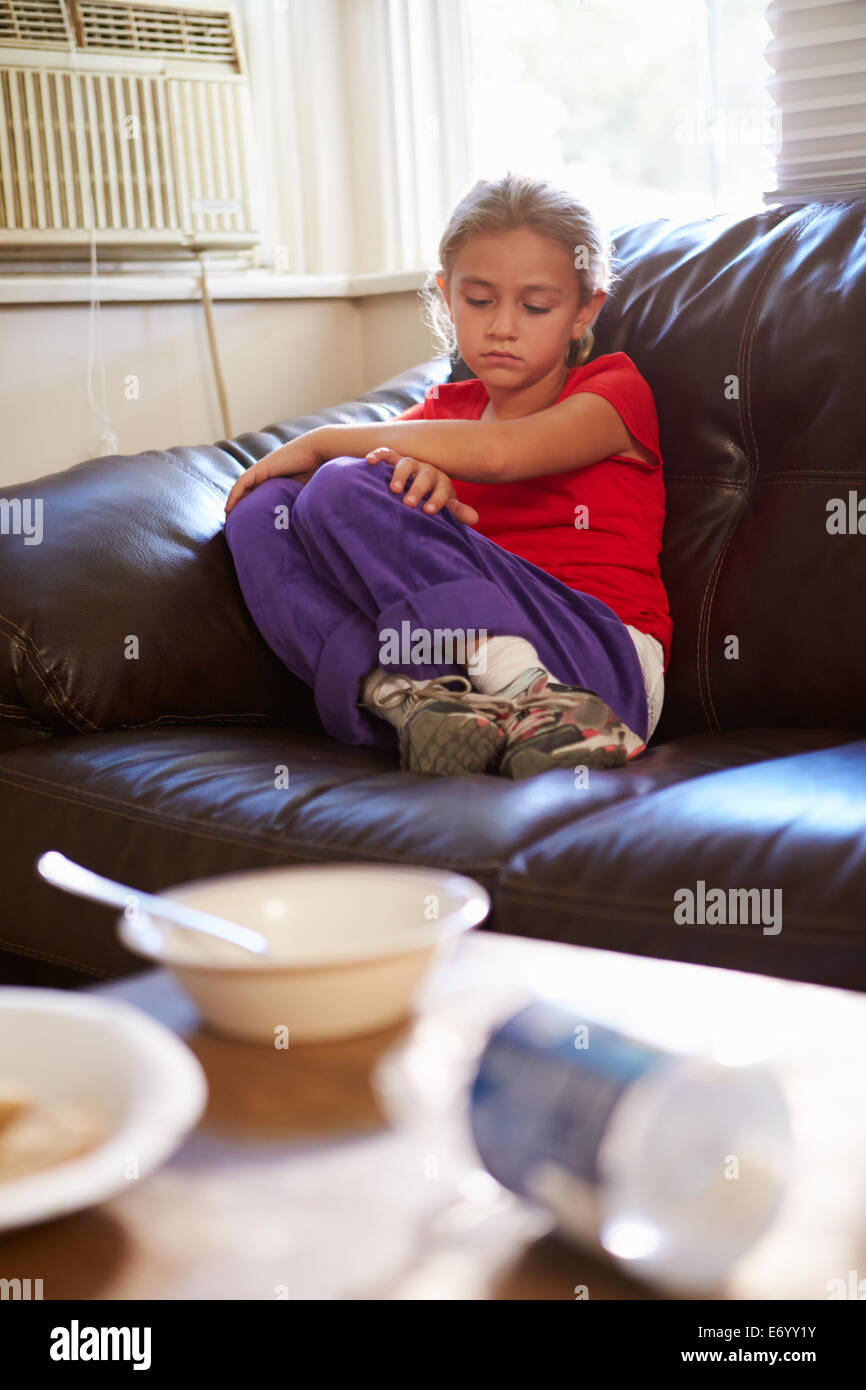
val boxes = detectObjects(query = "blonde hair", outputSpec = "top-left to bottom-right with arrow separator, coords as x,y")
420,171 -> 618,369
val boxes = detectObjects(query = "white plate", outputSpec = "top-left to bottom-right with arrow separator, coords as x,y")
0,987 -> 207,1233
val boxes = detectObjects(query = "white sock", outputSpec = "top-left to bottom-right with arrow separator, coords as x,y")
360,667 -> 418,728
469,635 -> 557,695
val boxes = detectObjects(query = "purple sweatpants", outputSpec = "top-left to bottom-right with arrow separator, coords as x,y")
223,457 -> 648,753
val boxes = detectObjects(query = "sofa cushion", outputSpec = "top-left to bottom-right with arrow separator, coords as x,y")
496,738 -> 866,990
0,723 -> 859,981
0,361 -> 452,739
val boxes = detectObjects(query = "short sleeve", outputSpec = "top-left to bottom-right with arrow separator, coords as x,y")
569,356 -> 662,469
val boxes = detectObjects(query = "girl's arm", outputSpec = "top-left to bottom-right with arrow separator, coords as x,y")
224,392 -> 646,516
315,418 -> 500,480
489,393 -> 656,478
318,391 -> 645,482
223,417 -> 496,517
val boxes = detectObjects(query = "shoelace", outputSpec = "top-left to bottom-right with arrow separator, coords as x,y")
363,673 -> 517,720
505,684 -> 603,714
498,684 -> 613,737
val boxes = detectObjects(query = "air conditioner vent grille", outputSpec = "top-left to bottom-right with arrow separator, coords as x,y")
78,2 -> 238,64
0,64 -> 257,247
0,0 -> 68,48
0,1 -> 256,253
0,1 -> 239,65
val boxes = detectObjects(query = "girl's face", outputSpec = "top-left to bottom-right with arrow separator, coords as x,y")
437,227 -> 604,388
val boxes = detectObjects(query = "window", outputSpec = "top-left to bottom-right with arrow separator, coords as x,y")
764,0 -> 866,204
465,0 -> 777,225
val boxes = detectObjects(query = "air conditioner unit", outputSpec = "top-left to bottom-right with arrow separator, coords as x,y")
0,0 -> 261,256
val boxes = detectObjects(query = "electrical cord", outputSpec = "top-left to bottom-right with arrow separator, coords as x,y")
194,250 -> 233,439
60,0 -> 119,459
58,3 -> 232,454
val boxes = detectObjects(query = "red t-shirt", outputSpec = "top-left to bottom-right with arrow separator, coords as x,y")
393,352 -> 672,669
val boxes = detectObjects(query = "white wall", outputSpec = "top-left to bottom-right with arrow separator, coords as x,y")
359,289 -> 442,394
0,291 -> 439,486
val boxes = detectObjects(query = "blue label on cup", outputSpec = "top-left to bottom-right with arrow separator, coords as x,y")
469,999 -> 669,1197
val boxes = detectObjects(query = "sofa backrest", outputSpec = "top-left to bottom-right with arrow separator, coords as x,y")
597,200 -> 866,740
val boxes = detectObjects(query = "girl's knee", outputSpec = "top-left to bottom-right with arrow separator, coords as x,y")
293,456 -> 381,527
224,474 -> 300,545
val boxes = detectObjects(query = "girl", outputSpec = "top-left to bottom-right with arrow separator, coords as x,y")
223,172 -> 671,780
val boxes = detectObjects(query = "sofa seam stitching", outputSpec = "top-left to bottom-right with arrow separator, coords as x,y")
0,936 -> 113,978
0,613 -> 97,731
697,205 -> 827,733
0,767 -> 504,869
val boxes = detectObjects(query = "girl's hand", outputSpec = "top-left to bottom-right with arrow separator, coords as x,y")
366,447 -> 480,526
224,432 -> 327,517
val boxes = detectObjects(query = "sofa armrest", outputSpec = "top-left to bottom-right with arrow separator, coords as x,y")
0,356 -> 453,735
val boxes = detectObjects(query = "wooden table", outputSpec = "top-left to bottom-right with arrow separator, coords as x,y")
2,931 -> 866,1300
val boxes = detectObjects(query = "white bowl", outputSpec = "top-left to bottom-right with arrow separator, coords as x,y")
117,862 -> 491,1044
0,988 -> 207,1233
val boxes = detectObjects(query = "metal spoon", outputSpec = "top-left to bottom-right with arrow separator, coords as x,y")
37,851 -> 270,957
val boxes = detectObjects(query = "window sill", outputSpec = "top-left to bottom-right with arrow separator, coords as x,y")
0,267 -> 428,305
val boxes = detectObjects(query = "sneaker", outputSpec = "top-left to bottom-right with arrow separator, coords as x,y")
362,674 -> 514,776
498,676 -> 646,780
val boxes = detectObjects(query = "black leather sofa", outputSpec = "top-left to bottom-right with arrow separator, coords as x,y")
2,200 -> 865,992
